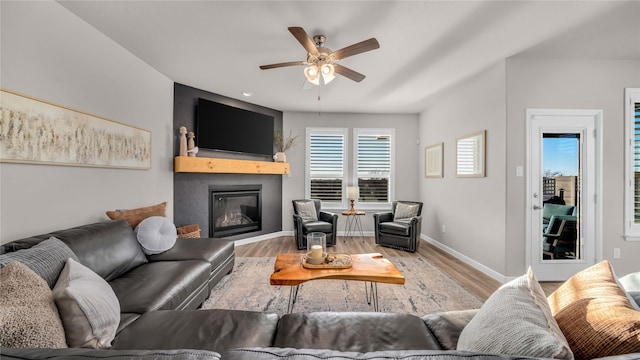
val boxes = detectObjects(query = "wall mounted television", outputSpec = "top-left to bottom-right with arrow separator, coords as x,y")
196,98 -> 274,156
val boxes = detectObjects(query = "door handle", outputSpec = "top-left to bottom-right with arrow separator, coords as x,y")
533,205 -> 542,210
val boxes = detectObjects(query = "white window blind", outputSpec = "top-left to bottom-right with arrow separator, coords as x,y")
625,88 -> 640,240
306,128 -> 347,204
354,129 -> 394,207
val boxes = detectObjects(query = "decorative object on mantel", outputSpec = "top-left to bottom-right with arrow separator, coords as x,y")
347,186 -> 360,212
0,88 -> 151,169
187,131 -> 198,157
273,129 -> 298,163
179,126 -> 188,156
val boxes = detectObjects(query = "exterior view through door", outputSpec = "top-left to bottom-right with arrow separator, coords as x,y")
526,109 -> 602,281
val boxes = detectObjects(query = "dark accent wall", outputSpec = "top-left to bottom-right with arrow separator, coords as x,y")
173,83 -> 283,240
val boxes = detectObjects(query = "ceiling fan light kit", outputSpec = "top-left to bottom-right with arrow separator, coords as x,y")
260,26 -> 379,85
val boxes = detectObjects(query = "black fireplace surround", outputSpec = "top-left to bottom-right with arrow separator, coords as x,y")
209,185 -> 262,238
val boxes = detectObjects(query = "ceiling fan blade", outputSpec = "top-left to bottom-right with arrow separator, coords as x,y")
332,38 -> 380,60
288,27 -> 319,56
334,64 -> 366,82
259,61 -> 306,70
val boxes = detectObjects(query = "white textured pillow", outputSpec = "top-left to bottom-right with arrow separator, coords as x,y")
134,216 -> 177,255
295,200 -> 318,223
53,258 -> 120,349
618,272 -> 640,311
394,202 -> 419,221
457,267 -> 573,359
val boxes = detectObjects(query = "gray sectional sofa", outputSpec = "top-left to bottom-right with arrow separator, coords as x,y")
1,220 -> 639,360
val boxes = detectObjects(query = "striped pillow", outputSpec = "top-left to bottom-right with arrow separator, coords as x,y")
0,237 -> 78,288
394,203 -> 419,221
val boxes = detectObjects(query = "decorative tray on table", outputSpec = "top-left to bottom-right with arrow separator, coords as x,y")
302,253 -> 353,269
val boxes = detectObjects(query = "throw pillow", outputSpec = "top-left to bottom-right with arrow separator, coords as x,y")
105,201 -> 167,228
457,267 -> 573,359
547,260 -> 640,359
53,258 -> 120,349
134,216 -> 177,255
0,261 -> 67,348
619,272 -> 640,310
295,200 -> 318,222
394,202 -> 420,221
0,236 -> 79,288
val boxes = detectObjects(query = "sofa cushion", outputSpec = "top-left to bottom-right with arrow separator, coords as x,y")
422,309 -> 478,350
380,221 -> 411,236
53,258 -> 120,349
302,220 -> 333,233
0,236 -> 78,288
547,260 -> 640,360
147,238 -> 234,271
105,201 -> 167,228
51,220 -> 148,282
223,348 -> 544,360
109,260 -> 210,313
134,216 -> 177,255
113,309 -> 279,354
273,312 -> 441,352
458,268 -> 572,359
0,348 -> 221,360
0,262 -> 67,349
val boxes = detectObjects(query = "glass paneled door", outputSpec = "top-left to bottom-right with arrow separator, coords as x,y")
527,109 -> 601,281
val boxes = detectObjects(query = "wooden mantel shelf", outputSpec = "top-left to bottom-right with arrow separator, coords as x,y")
174,156 -> 290,175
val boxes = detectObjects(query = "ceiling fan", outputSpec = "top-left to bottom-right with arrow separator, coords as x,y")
259,27 -> 380,85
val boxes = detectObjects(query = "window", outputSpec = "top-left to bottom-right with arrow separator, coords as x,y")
306,128 -> 347,208
354,128 -> 394,209
625,88 -> 640,240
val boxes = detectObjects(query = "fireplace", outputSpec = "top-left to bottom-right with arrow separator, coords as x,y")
209,185 -> 262,237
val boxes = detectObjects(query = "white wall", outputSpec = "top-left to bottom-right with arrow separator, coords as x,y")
418,62 -> 508,275
0,1 -> 174,241
505,57 -> 640,277
282,112 -> 420,233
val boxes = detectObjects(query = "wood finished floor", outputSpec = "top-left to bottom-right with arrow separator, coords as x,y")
236,236 -> 562,300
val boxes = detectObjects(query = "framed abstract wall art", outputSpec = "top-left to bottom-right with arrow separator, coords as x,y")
0,89 -> 151,169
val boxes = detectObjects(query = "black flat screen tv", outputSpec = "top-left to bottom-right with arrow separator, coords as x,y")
196,98 -> 274,156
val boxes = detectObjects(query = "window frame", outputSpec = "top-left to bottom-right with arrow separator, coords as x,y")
624,88 -> 640,241
352,128 -> 395,211
305,127 -> 348,210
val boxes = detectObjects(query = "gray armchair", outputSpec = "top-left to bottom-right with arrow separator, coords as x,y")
374,201 -> 423,253
292,199 -> 338,250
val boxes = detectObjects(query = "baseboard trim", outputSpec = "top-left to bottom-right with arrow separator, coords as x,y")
421,234 -> 513,284
233,231 -> 289,246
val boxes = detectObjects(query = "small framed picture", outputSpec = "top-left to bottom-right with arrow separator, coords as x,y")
425,143 -> 443,178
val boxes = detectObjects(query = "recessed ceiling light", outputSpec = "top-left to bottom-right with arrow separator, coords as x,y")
241,91 -> 253,97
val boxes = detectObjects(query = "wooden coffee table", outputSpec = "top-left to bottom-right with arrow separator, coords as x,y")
270,253 -> 405,313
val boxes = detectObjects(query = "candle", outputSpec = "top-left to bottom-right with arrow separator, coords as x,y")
310,245 -> 323,259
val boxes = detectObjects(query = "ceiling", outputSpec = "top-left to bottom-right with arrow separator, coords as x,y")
58,1 -> 639,114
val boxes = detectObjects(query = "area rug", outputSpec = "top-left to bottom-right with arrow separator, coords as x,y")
201,257 -> 483,316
